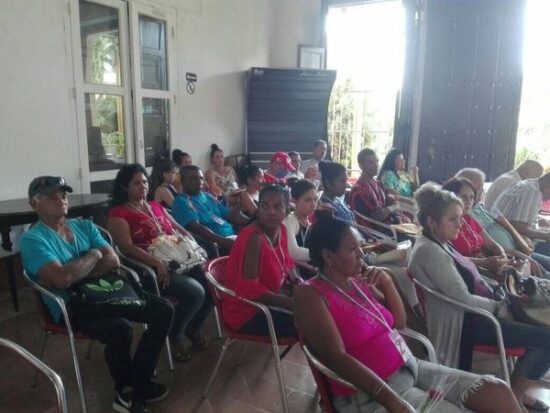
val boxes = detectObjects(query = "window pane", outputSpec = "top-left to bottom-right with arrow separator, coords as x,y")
79,0 -> 121,86
139,15 -> 168,90
143,98 -> 169,167
85,94 -> 126,171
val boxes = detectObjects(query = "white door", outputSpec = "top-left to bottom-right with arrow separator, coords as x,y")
72,0 -> 176,192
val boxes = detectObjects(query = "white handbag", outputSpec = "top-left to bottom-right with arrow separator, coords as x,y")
148,234 -> 207,274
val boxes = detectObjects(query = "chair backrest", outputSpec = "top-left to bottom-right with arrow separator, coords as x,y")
205,257 -> 234,332
0,337 -> 68,413
22,271 -> 57,328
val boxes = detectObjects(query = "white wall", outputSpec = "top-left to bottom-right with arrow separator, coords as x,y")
0,0 -> 80,199
0,0 -> 321,200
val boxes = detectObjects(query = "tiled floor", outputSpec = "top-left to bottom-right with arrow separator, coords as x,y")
0,288 -> 320,413
1,288 -> 550,412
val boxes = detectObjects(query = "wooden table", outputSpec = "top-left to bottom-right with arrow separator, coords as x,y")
0,193 -> 111,252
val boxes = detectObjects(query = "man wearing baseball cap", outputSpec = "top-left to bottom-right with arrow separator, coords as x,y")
20,176 -> 174,413
263,152 -> 296,184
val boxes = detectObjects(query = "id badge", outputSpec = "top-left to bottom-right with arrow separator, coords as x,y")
389,329 -> 412,363
212,215 -> 225,225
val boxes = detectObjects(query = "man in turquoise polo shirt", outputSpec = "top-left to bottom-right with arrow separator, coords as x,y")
19,176 -> 174,413
172,165 -> 250,254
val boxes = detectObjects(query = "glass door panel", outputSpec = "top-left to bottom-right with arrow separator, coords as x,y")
129,2 -> 176,167
79,0 -> 122,86
142,98 -> 169,167
139,15 -> 168,90
85,94 -> 126,171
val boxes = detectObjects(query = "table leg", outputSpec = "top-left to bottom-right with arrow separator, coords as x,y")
1,229 -> 12,252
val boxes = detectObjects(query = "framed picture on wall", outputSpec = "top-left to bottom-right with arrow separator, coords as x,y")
298,45 -> 326,69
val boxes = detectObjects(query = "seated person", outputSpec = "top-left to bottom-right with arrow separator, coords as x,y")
223,185 -> 300,337
284,179 -> 317,262
172,165 -> 250,255
286,151 -> 305,179
20,176 -> 174,413
172,149 -> 192,167
456,168 -> 549,275
493,172 -> 550,258
263,152 -> 296,184
350,148 -> 409,225
409,183 -> 550,410
205,143 -> 238,197
235,164 -> 264,218
109,164 -> 212,362
300,139 -> 328,185
442,178 -> 510,279
318,161 -> 355,223
171,149 -> 192,193
484,160 -> 544,210
294,215 -> 520,413
379,148 -> 419,198
148,158 -> 179,209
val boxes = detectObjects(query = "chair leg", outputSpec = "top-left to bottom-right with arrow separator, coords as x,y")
213,307 -> 223,339
67,333 -> 87,413
32,331 -> 49,387
5,256 -> 19,312
85,341 -> 93,360
271,342 -> 289,413
202,337 -> 233,398
165,337 -> 174,372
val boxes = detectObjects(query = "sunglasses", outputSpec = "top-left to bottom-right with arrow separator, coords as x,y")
33,176 -> 67,189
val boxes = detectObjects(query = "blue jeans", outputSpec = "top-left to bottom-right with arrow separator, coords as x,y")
532,252 -> 550,272
473,317 -> 550,380
144,265 -> 212,341
534,241 -> 550,258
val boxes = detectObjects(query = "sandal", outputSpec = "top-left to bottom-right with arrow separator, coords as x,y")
523,396 -> 549,412
186,331 -> 209,350
170,340 -> 191,362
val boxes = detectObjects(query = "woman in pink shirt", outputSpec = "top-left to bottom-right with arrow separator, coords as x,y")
442,178 -> 509,278
294,216 -> 521,413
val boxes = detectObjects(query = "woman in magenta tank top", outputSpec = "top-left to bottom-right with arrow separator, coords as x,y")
293,216 -> 522,413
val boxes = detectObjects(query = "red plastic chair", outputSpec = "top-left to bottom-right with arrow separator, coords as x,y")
409,273 -> 525,384
201,257 -> 298,413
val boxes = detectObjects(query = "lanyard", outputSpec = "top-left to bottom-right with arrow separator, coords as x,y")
127,202 -> 172,237
318,273 -> 392,331
262,229 -> 287,276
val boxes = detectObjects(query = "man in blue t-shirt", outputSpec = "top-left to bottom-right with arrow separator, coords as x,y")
19,176 -> 174,413
172,165 -> 250,254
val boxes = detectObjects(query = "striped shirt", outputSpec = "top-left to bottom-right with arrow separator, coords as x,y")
484,170 -> 521,210
492,179 -> 542,226
350,177 -> 405,225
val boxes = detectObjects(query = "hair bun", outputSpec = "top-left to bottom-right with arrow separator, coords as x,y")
210,143 -> 220,151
